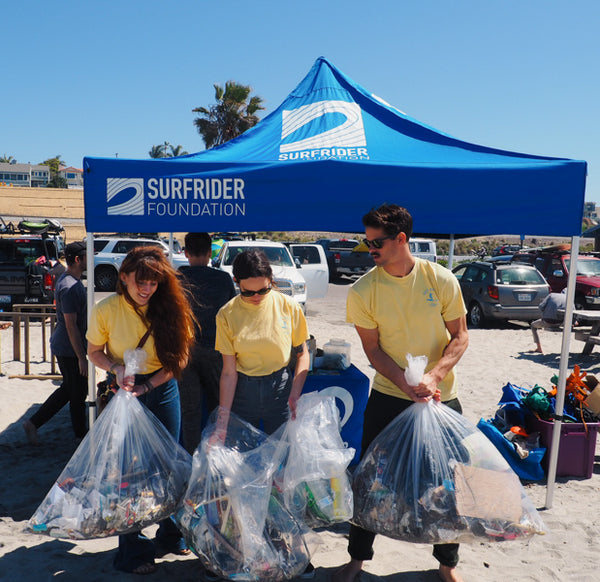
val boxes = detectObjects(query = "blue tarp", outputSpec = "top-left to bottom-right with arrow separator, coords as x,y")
83,57 -> 587,237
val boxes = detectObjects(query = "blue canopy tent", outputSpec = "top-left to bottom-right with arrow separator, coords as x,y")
83,56 -> 587,507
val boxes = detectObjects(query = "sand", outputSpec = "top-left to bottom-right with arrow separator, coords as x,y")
0,287 -> 598,581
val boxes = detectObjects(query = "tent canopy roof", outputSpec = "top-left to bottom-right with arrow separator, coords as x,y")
83,57 -> 586,237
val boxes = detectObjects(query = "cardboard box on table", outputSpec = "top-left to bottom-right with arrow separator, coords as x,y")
584,375 -> 600,415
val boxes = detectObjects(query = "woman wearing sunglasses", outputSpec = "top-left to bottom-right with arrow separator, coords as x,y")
214,249 -> 310,437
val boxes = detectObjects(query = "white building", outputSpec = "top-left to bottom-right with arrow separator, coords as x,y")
0,162 -> 51,187
58,166 -> 84,189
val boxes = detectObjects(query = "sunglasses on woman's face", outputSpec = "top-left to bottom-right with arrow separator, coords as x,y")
362,235 -> 397,249
239,286 -> 272,297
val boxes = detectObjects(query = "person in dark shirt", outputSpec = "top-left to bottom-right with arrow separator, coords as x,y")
179,232 -> 236,454
23,241 -> 88,444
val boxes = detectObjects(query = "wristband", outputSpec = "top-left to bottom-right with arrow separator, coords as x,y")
109,362 -> 120,374
143,380 -> 153,394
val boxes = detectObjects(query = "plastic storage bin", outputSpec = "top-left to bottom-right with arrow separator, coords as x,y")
322,339 -> 351,370
525,416 -> 600,479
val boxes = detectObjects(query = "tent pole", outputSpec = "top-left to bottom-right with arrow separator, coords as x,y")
447,234 -> 455,270
544,235 -> 579,508
86,232 -> 97,428
168,232 -> 174,260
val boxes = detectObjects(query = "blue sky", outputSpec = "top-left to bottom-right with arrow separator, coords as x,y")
2,1 -> 598,201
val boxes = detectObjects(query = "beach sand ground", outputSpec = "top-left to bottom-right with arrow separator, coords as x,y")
1,285 -> 599,581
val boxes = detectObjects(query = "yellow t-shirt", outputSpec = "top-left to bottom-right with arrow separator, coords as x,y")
86,293 -> 162,373
346,259 -> 466,400
215,291 -> 309,376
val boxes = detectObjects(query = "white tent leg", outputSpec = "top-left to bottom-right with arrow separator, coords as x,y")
447,234 -> 455,270
544,235 -> 580,508
86,232 -> 98,428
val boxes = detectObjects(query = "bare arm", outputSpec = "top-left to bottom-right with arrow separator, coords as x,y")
212,354 -> 238,443
355,315 -> 468,402
288,342 -> 309,418
219,354 -> 238,412
418,315 -> 469,398
64,312 -> 87,376
88,341 -> 174,396
354,325 -> 421,401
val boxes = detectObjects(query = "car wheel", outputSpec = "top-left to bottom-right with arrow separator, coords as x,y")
468,302 -> 486,327
95,266 -> 118,292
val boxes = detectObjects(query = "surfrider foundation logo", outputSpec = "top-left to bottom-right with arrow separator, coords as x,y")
104,176 -> 247,219
279,100 -> 369,161
107,178 -> 145,215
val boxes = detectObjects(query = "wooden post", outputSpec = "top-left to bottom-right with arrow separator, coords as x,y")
13,313 -> 20,361
24,314 -> 30,376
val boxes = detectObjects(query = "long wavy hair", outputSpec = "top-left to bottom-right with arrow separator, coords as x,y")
116,246 -> 196,378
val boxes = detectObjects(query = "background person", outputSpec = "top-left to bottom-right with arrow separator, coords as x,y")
335,204 -> 469,582
531,291 -> 567,354
23,241 -> 88,445
87,246 -> 195,576
179,232 -> 236,454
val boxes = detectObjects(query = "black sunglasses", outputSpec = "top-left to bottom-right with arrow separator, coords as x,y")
362,235 -> 396,249
239,286 -> 272,297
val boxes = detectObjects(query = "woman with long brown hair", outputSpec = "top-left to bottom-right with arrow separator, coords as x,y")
87,246 -> 195,575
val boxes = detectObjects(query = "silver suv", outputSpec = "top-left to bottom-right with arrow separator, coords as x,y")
93,236 -> 188,292
452,260 -> 550,327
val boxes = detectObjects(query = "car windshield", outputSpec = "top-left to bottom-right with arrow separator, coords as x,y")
224,246 -> 294,267
496,267 -> 545,285
565,258 -> 600,277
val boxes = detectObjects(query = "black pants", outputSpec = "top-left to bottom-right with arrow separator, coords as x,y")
348,390 -> 461,568
30,355 -> 88,438
178,346 -> 223,454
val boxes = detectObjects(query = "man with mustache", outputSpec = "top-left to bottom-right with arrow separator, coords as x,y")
335,204 -> 469,582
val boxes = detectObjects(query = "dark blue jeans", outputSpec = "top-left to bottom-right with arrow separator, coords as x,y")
231,366 -> 291,436
30,355 -> 88,438
114,375 -> 184,573
348,390 -> 462,569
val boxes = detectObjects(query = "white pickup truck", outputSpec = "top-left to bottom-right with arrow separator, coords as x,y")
212,240 -> 329,309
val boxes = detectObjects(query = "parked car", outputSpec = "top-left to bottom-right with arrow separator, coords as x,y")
0,217 -> 65,310
492,244 -> 525,256
452,260 -> 550,327
315,238 -> 374,280
408,237 -> 437,262
287,243 -> 330,299
511,246 -> 600,310
93,235 -> 188,291
212,239 -> 329,309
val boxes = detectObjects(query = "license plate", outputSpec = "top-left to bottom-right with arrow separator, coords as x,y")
517,293 -> 532,302
0,295 -> 11,304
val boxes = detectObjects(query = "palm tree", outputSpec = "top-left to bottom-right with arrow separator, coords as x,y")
149,144 -> 166,158
168,144 -> 188,157
193,81 -> 265,149
0,154 -> 16,164
149,142 -> 188,158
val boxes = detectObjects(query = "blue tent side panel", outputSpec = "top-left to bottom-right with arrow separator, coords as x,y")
83,57 -> 587,236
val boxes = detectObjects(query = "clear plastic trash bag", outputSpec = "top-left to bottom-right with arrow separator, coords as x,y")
352,400 -> 546,544
28,388 -> 192,539
274,393 -> 355,527
176,409 -> 310,581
